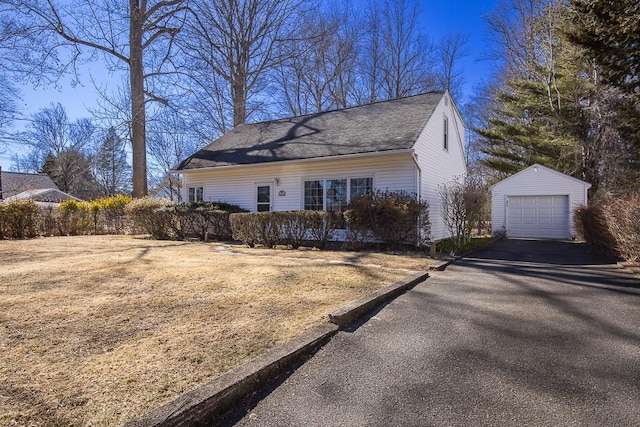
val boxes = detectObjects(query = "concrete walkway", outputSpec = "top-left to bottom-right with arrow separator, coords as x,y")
227,239 -> 640,426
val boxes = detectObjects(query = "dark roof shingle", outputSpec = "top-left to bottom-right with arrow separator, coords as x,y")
175,91 -> 445,171
0,171 -> 59,199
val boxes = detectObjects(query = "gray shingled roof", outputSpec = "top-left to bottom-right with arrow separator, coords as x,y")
175,91 -> 445,171
0,171 -> 59,199
5,188 -> 81,203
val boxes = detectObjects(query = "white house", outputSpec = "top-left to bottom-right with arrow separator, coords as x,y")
491,164 -> 591,239
174,90 -> 467,241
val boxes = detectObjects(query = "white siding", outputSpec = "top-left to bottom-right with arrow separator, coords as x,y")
491,164 -> 590,238
413,92 -> 467,241
181,153 -> 417,212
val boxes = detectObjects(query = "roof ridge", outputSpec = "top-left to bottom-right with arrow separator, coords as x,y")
238,90 -> 447,127
1,171 -> 49,176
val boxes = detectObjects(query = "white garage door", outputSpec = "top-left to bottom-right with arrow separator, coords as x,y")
507,195 -> 569,239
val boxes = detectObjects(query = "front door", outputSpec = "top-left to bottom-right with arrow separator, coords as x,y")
256,184 -> 272,212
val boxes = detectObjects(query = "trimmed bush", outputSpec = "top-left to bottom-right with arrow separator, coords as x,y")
125,197 -> 173,239
37,204 -> 62,237
343,190 -> 430,249
229,210 -> 337,249
58,199 -> 92,235
0,200 -> 39,239
97,194 -> 133,234
175,202 -> 246,241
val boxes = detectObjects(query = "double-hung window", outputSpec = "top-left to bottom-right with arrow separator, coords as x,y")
188,186 -> 203,202
303,177 -> 372,211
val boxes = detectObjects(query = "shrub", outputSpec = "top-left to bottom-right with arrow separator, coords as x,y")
229,210 -> 336,249
574,204 -> 616,253
343,190 -> 430,249
438,175 -> 491,246
574,194 -> 640,262
305,211 -> 340,249
125,197 -> 173,239
59,199 -> 92,235
229,212 -> 281,248
0,200 -> 39,239
98,194 -> 133,234
177,202 -> 246,241
604,195 -> 640,262
37,204 -> 62,237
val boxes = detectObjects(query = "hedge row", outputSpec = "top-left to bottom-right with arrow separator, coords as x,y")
0,196 -> 245,241
228,191 -> 430,250
125,197 -> 247,240
0,195 -> 133,238
229,211 -> 338,249
574,194 -> 640,262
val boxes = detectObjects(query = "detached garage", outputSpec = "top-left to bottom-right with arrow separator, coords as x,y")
491,164 -> 591,239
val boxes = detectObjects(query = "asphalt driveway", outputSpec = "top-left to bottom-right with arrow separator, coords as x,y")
227,239 -> 640,426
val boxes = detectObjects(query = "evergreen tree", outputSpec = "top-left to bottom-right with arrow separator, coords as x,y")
569,0 -> 640,179
94,127 -> 131,196
478,0 -> 638,194
569,0 -> 640,95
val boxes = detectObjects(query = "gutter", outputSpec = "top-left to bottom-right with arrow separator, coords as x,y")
170,149 -> 416,175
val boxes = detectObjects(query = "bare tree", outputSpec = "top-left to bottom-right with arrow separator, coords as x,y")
147,107 -> 198,201
14,103 -> 96,172
181,0 -> 307,129
275,4 -> 359,116
12,103 -> 100,198
355,0 -> 437,104
0,0 -> 187,197
436,32 -> 470,101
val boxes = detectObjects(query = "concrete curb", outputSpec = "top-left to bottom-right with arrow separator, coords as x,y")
328,272 -> 429,328
123,323 -> 338,427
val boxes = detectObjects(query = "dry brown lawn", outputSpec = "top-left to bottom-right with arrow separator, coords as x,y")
0,235 -> 432,426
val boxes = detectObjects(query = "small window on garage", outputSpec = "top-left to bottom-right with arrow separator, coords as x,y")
188,186 -> 203,202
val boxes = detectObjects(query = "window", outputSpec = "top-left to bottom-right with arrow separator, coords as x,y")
443,117 -> 449,151
188,186 -> 203,202
326,179 -> 347,212
256,185 -> 271,212
304,180 -> 323,210
304,177 -> 372,211
350,177 -> 373,199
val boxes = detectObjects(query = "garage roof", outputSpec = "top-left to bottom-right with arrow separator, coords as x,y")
491,164 -> 591,190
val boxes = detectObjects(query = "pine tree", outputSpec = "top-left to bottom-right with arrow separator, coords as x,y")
478,0 -> 638,194
94,127 -> 131,196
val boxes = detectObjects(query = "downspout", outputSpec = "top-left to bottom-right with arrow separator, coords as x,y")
411,150 -> 422,201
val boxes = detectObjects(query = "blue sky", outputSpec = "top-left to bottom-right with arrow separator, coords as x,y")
0,0 -> 501,171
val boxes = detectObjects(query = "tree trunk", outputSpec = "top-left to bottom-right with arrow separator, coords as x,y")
130,0 -> 148,197
232,80 -> 247,127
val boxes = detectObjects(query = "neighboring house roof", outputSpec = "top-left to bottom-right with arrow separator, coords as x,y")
4,188 -> 81,203
0,171 -> 59,199
175,91 -> 446,171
